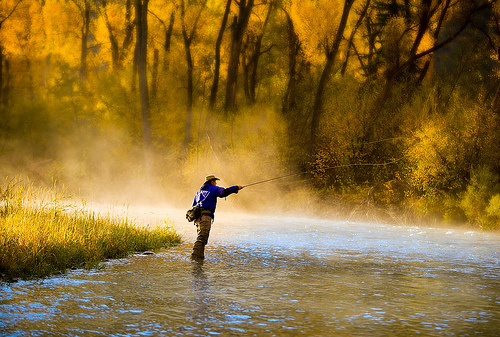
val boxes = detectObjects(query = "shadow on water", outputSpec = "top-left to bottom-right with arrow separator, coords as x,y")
1,210 -> 500,336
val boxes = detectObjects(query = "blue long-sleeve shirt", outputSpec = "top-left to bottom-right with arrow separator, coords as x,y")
192,182 -> 239,218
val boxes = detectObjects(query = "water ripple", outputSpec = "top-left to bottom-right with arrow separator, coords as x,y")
2,214 -> 500,336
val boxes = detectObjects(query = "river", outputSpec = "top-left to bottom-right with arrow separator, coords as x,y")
1,205 -> 500,336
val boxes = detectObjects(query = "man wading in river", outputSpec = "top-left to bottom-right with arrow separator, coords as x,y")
191,175 -> 243,260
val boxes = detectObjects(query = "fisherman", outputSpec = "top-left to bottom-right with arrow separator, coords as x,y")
191,175 -> 243,260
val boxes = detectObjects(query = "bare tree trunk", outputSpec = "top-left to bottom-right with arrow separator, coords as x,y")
102,0 -> 120,70
209,0 -> 231,109
0,45 -> 7,109
244,3 -> 272,104
0,49 -> 8,114
79,0 -> 90,81
181,0 -> 207,158
241,37 -> 251,103
102,0 -> 136,70
131,52 -> 137,93
224,0 -> 254,114
182,24 -> 194,155
2,58 -> 8,108
416,0 -> 452,85
122,0 -> 135,60
341,0 -> 370,76
0,45 -> 3,107
151,49 -> 159,99
282,12 -> 300,113
366,0 -> 477,130
149,8 -> 175,70
309,0 -> 355,160
164,11 -> 175,70
135,0 -> 153,170
409,0 -> 432,56
26,58 -> 34,98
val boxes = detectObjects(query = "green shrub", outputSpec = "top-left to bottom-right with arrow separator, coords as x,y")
460,166 -> 500,229
406,101 -> 500,224
485,194 -> 500,230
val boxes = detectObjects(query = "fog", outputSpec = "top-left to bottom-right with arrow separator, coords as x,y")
1,105 -> 349,222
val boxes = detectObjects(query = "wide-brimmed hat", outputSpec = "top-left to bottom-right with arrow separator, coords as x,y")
205,174 -> 220,182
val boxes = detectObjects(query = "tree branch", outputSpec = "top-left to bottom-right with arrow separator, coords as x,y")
0,0 -> 24,30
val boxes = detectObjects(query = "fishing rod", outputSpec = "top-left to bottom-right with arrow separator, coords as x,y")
242,157 -> 405,188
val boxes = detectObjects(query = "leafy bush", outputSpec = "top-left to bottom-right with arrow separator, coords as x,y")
406,101 -> 500,225
460,166 -> 500,229
486,194 -> 500,229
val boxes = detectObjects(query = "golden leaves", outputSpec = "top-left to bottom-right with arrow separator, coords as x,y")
290,0 -> 344,64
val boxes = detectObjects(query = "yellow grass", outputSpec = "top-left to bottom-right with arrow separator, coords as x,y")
0,179 -> 181,281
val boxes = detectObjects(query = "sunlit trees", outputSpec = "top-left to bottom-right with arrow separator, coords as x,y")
180,0 -> 208,155
70,0 -> 93,81
460,166 -> 500,229
241,1 -> 273,104
135,0 -> 153,170
289,0 -> 357,158
224,0 -> 255,113
209,0 -> 231,109
3,0 -> 500,227
0,0 -> 24,107
100,0 -> 135,71
281,8 -> 301,113
363,1 -> 497,135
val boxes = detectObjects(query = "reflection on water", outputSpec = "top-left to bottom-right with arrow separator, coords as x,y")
1,210 -> 500,336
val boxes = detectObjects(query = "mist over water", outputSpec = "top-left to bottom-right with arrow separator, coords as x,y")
2,206 -> 500,336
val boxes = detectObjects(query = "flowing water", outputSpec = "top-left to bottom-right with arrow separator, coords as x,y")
1,206 -> 500,336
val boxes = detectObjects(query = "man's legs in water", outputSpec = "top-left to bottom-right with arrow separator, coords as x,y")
192,215 -> 212,260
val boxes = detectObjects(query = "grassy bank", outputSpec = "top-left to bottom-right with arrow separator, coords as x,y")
0,180 -> 181,282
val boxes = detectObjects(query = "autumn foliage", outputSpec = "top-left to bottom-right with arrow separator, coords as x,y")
2,0 -> 500,228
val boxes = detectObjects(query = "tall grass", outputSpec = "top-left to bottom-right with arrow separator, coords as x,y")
0,179 -> 181,281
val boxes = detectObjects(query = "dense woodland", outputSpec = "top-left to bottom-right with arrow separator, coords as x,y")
2,0 -> 500,229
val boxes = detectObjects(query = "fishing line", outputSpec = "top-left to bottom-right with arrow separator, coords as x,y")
242,156 -> 405,188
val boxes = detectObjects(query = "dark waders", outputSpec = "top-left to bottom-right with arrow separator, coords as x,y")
192,214 -> 212,260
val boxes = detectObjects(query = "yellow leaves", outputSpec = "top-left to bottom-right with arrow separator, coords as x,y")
381,16 -> 411,66
407,120 -> 446,187
42,0 -> 81,62
246,1 -> 270,36
149,2 -> 175,45
408,103 -> 500,201
1,0 -> 43,57
290,0 -> 344,64
417,30 -> 434,55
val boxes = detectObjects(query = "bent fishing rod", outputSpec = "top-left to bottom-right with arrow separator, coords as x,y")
242,157 -> 405,188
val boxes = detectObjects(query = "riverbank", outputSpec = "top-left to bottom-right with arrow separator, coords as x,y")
0,180 -> 181,282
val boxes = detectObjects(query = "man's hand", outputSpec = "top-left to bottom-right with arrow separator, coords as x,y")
238,185 -> 244,190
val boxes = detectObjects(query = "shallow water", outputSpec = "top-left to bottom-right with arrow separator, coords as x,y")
2,208 -> 500,336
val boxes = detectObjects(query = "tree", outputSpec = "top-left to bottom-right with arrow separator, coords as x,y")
224,0 -> 255,113
149,5 -> 175,71
100,0 -> 136,70
0,0 -> 24,106
281,8 -> 301,113
70,0 -> 93,81
209,0 -> 231,109
241,1 -> 273,104
306,0 -> 356,159
180,0 -> 208,156
340,0 -> 371,76
366,0 -> 498,120
475,0 -> 500,114
135,0 -> 153,170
